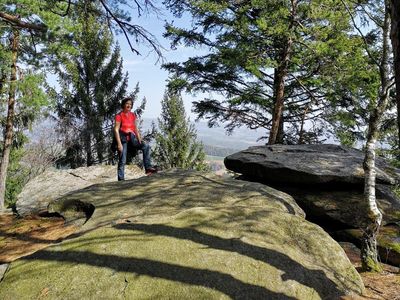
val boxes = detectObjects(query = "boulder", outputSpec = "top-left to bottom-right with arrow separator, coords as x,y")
16,164 -> 144,216
224,144 -> 399,185
224,144 -> 400,267
0,170 -> 363,299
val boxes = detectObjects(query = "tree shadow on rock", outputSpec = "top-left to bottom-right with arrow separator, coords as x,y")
114,223 -> 348,299
24,249 -> 294,299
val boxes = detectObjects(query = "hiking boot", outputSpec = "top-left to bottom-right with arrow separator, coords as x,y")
145,167 -> 158,175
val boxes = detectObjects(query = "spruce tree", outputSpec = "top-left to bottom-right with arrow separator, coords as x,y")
154,89 -> 208,171
56,6 -> 128,167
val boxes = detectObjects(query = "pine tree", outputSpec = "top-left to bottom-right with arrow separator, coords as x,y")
154,89 -> 208,171
163,0 -> 368,144
0,2 -> 59,210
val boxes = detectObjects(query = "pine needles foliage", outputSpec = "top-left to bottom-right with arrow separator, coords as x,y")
154,89 -> 208,171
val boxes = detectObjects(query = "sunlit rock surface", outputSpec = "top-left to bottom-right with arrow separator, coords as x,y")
16,164 -> 144,216
224,144 -> 399,185
1,170 -> 363,299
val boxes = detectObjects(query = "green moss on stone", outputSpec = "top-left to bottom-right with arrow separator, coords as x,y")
0,170 -> 365,299
338,226 -> 400,266
392,185 -> 400,199
362,256 -> 383,273
376,226 -> 400,253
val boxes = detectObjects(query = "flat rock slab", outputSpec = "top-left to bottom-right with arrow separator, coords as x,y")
16,165 -> 144,216
224,144 -> 399,185
1,170 -> 364,299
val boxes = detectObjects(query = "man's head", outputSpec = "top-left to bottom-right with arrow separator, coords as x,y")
121,97 -> 133,110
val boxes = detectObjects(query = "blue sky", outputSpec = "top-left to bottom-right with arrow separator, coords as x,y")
118,8 -> 203,119
41,7 -> 265,144
117,9 -> 267,144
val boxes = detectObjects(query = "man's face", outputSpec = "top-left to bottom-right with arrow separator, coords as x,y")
124,101 -> 133,110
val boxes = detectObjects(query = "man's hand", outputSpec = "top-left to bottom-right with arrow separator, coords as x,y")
117,143 -> 123,153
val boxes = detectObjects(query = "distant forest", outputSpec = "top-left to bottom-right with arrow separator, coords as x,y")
203,145 -> 239,158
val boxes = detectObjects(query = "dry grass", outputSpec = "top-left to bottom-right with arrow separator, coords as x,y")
0,213 -> 77,263
340,242 -> 400,300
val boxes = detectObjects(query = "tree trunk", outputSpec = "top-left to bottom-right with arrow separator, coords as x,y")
268,41 -> 292,145
298,105 -> 310,144
390,0 -> 400,152
277,114 -> 285,144
85,123 -> 93,167
0,30 -> 19,211
361,1 -> 392,272
268,0 -> 296,145
83,3 -> 93,167
362,129 -> 383,272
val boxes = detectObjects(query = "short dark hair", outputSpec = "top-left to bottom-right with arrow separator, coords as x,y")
121,97 -> 133,108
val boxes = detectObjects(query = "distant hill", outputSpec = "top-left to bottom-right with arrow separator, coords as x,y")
141,118 -> 266,152
203,144 -> 239,157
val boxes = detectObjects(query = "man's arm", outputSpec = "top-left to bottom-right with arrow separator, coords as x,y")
114,121 -> 123,152
134,117 -> 142,144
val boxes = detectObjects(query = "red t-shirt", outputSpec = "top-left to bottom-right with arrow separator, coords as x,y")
115,111 -> 137,135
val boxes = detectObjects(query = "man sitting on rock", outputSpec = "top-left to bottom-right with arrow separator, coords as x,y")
114,97 -> 157,180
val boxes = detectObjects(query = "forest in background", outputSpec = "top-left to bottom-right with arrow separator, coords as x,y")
0,0 -> 399,271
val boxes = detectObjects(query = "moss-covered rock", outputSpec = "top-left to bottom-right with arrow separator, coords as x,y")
1,170 -> 364,299
225,144 -> 400,233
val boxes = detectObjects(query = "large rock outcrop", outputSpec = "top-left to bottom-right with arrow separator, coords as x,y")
224,144 -> 400,266
0,170 -> 363,299
16,164 -> 144,216
280,185 -> 400,228
224,144 -> 399,186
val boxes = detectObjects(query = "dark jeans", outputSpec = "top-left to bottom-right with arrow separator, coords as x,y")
117,132 -> 151,181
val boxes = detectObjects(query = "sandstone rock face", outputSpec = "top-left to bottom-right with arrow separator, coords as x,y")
224,144 -> 400,266
224,144 -> 399,185
16,165 -> 144,216
1,170 -> 363,299
282,186 -> 400,228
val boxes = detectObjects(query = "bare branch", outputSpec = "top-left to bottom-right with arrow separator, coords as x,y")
46,0 -> 73,17
98,0 -> 163,59
289,73 -> 320,104
340,0 -> 380,67
0,12 -> 47,32
357,5 -> 383,27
